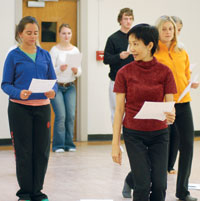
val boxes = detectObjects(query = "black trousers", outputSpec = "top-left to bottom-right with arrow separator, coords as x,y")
123,127 -> 169,201
8,101 -> 51,201
168,123 -> 179,172
174,102 -> 194,199
125,171 -> 134,189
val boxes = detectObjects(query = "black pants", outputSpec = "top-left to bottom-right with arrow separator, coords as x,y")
168,123 -> 179,172
125,171 -> 134,189
123,127 -> 169,201
174,102 -> 194,199
8,101 -> 51,201
125,125 -> 179,189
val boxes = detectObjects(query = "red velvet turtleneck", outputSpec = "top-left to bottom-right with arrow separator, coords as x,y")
114,57 -> 177,131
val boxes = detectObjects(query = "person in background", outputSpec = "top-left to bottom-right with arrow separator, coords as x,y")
103,7 -> 134,123
171,16 -> 183,36
1,16 -> 57,201
103,7 -> 134,197
167,15 -> 184,175
112,23 -> 176,201
50,23 -> 81,153
171,15 -> 185,50
155,15 -> 199,201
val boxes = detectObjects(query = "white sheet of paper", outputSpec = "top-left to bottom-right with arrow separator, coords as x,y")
190,63 -> 198,71
65,53 -> 82,68
178,74 -> 199,102
28,78 -> 56,93
127,44 -> 130,52
134,101 -> 175,121
188,183 -> 200,190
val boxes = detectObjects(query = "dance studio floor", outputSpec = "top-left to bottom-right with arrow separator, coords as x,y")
0,140 -> 200,201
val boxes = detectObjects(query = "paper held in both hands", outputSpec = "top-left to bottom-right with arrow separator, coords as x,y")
64,53 -> 82,68
134,101 -> 175,121
28,79 -> 57,93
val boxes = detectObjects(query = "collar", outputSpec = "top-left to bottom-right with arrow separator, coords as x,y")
135,57 -> 157,68
158,40 -> 177,52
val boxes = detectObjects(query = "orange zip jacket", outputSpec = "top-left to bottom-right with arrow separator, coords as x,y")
154,40 -> 191,103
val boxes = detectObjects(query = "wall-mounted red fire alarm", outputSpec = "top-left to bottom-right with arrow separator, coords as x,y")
96,51 -> 104,61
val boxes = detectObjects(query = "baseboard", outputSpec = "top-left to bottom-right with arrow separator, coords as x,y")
88,134 -> 122,141
0,131 -> 200,145
195,131 -> 200,137
0,138 -> 12,146
88,131 -> 200,141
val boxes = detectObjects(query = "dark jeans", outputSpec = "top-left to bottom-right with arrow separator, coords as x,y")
8,101 -> 51,201
174,102 -> 194,200
123,127 -> 169,201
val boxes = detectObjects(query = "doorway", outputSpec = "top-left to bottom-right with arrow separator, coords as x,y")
23,0 -> 78,141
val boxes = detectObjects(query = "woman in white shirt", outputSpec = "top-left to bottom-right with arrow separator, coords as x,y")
50,24 -> 81,152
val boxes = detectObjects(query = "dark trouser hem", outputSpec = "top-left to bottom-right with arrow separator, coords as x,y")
125,171 -> 134,189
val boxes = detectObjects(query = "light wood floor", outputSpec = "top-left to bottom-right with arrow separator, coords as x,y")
0,140 -> 200,201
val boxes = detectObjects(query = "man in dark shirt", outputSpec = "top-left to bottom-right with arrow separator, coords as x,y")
103,7 -> 134,198
103,8 -> 134,123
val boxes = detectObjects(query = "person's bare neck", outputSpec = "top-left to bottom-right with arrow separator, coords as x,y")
57,41 -> 73,50
20,44 -> 36,54
120,27 -> 130,34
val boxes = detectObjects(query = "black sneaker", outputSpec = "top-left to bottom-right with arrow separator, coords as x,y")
122,181 -> 132,198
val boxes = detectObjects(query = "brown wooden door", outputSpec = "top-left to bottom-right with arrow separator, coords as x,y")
23,0 -> 78,141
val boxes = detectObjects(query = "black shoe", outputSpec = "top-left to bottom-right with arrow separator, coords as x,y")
122,180 -> 132,198
179,195 -> 198,201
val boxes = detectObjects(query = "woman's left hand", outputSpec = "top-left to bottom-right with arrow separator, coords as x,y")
191,82 -> 199,89
44,90 -> 55,99
71,67 -> 78,75
112,144 -> 122,165
165,107 -> 176,125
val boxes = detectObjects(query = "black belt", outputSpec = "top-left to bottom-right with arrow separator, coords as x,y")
58,82 -> 74,87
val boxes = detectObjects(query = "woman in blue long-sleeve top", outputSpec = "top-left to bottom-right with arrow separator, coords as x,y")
1,16 -> 57,201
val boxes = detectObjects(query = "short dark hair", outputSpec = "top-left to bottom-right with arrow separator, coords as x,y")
117,8 -> 134,24
127,23 -> 159,55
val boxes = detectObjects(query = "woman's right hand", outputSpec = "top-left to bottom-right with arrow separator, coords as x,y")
165,107 -> 176,125
20,90 -> 32,100
60,64 -> 68,72
112,143 -> 122,165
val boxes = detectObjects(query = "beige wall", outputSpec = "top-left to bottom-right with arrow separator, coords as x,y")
0,1 -> 16,138
81,0 -> 200,136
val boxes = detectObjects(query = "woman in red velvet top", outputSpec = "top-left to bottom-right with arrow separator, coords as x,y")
112,24 -> 177,201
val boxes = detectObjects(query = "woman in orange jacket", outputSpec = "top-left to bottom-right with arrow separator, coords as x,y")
154,15 -> 198,201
